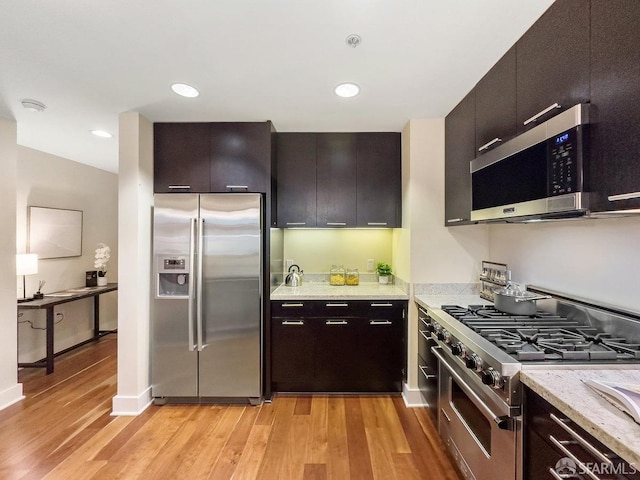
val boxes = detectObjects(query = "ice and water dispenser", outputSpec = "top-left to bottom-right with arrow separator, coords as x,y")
156,255 -> 190,298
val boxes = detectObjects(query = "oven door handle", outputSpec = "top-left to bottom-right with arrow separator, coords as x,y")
432,347 -> 513,431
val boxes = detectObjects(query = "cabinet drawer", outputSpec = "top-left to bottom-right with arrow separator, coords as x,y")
271,301 -> 314,317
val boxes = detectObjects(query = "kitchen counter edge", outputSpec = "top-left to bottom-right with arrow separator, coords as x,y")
521,368 -> 640,468
271,283 -> 409,300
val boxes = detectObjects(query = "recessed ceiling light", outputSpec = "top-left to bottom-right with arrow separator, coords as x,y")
334,83 -> 360,98
171,83 -> 199,98
21,99 -> 46,112
90,129 -> 113,138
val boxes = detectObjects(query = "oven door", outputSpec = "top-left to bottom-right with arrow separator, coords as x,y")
434,348 -> 518,480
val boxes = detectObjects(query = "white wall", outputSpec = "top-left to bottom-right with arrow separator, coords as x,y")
112,112 -> 153,416
16,147 -> 118,362
0,118 -> 23,410
489,217 -> 640,313
396,119 -> 490,393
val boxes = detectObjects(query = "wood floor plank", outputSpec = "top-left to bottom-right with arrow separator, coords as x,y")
231,424 -> 272,480
325,396 -> 351,479
2,336 -> 463,480
207,406 -> 260,480
293,395 -> 312,415
305,395 -> 329,465
302,463 -> 328,480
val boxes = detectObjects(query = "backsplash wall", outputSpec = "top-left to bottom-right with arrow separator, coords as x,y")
282,229 -> 393,275
488,216 -> 640,313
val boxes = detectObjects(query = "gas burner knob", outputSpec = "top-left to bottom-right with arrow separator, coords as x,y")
465,353 -> 482,371
425,323 -> 436,333
450,342 -> 465,356
436,328 -> 447,341
442,330 -> 452,344
481,368 -> 504,389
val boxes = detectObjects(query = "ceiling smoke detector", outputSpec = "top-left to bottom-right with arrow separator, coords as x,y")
345,34 -> 361,48
21,99 -> 46,112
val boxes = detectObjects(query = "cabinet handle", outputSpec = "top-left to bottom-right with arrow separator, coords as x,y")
281,320 -> 304,326
326,320 -> 348,325
371,303 -> 393,307
326,222 -> 346,226
168,185 -> 191,189
286,222 -> 306,226
226,185 -> 249,190
367,222 -> 388,226
446,218 -> 466,223
478,137 -> 502,152
419,365 -> 436,380
549,413 -> 613,466
325,303 -> 348,307
441,408 -> 451,423
549,435 -> 601,480
281,303 -> 304,307
608,191 -> 640,202
523,102 -> 562,126
370,320 -> 392,325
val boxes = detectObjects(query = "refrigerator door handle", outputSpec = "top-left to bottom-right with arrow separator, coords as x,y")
196,217 -> 206,351
188,218 -> 198,351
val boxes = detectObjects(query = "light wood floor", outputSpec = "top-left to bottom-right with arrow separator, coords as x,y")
2,335 -> 461,479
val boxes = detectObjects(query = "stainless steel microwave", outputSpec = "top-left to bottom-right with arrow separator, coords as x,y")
470,104 -> 590,222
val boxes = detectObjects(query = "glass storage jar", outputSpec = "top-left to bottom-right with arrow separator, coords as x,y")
329,265 -> 346,286
346,268 -> 359,286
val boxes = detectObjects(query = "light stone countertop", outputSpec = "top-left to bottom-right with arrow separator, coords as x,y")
521,368 -> 640,468
414,294 -> 492,310
270,282 -> 409,300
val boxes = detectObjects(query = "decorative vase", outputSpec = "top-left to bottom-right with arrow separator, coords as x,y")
97,276 -> 108,286
378,275 -> 389,285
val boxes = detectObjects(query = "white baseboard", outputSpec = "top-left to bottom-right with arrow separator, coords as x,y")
402,383 -> 428,407
0,383 -> 25,411
111,386 -> 152,416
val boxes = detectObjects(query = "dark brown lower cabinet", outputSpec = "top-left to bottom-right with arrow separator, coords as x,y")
271,300 -> 406,393
525,387 -> 640,479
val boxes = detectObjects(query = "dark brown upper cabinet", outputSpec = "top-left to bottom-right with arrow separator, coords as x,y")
209,122 -> 272,193
516,0 -> 590,133
445,90 -> 476,226
316,133 -> 358,227
475,46 -> 517,155
275,133 -> 317,227
589,0 -> 640,213
356,133 -> 401,227
154,123 -> 211,193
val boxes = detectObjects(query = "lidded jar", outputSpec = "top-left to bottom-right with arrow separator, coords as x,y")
329,265 -> 346,286
346,268 -> 359,286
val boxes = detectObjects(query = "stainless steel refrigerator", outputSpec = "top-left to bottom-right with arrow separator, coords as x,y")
151,193 -> 262,404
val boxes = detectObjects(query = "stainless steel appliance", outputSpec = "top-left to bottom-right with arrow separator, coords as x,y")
471,104 -> 590,222
151,193 -> 262,404
424,287 -> 640,480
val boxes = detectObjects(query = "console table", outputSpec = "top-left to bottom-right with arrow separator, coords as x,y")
17,283 -> 118,374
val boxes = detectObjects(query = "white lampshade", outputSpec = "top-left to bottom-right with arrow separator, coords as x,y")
16,254 -> 38,276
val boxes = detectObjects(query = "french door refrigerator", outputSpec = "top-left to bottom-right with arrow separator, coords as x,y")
151,193 -> 262,404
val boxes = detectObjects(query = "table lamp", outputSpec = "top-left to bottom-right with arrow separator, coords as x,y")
17,253 -> 38,303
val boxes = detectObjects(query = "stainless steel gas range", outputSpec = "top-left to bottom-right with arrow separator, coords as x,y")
421,286 -> 640,480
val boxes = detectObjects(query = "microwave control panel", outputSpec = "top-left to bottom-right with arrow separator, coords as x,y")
548,129 -> 579,195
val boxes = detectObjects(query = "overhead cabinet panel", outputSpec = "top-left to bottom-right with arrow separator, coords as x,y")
589,0 -> 640,213
516,0 -> 590,133
444,90 -> 475,226
154,123 -> 211,193
356,133 -> 401,227
275,133 -> 317,227
475,46 -> 517,154
316,133 -> 357,227
210,122 -> 271,193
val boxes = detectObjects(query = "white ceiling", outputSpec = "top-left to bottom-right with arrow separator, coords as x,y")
0,0 -> 555,173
